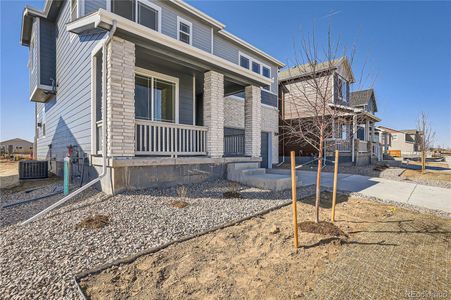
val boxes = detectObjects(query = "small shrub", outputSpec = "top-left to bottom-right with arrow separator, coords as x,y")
223,182 -> 242,199
171,200 -> 189,209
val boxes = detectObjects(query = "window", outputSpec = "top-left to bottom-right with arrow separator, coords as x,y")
71,0 -> 78,21
135,69 -> 178,123
251,61 -> 260,74
336,76 -> 348,103
239,54 -> 250,69
137,0 -> 160,32
262,66 -> 271,78
112,0 -> 135,21
111,0 -> 161,32
177,17 -> 192,45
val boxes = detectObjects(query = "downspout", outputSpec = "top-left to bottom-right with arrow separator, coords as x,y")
21,21 -> 117,225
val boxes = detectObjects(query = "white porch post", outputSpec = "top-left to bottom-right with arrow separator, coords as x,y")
203,71 -> 224,158
245,85 -> 261,157
106,37 -> 135,157
370,122 -> 375,157
352,114 -> 357,163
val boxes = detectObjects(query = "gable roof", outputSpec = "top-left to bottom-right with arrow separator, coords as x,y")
278,57 -> 354,83
0,138 -> 33,145
350,89 -> 378,112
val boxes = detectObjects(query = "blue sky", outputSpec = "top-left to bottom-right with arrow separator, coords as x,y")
1,1 -> 450,147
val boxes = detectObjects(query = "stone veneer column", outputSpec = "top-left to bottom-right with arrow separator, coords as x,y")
203,71 -> 224,158
106,37 -> 135,157
244,85 -> 261,157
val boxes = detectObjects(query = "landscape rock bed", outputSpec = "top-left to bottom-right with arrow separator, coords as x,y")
0,180 -> 315,299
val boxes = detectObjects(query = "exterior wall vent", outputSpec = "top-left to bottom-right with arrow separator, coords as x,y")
19,160 -> 49,179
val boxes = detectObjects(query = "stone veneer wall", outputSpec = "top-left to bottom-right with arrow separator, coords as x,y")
106,37 -> 135,157
224,95 -> 279,164
203,71 -> 224,158
244,86 -> 262,157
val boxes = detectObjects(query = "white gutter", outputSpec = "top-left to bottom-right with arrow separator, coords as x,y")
21,21 -> 117,225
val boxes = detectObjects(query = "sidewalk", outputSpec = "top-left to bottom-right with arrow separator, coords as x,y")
269,169 -> 451,214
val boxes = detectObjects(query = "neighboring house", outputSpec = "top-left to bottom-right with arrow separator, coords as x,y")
0,138 -> 33,156
21,0 -> 284,194
278,57 -> 381,165
377,126 -> 421,156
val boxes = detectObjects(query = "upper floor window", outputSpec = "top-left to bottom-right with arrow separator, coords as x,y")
251,61 -> 260,74
177,17 -> 192,45
239,54 -> 250,69
111,0 -> 161,32
262,66 -> 271,78
336,75 -> 349,103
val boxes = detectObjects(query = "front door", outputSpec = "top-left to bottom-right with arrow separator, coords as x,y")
261,132 -> 271,168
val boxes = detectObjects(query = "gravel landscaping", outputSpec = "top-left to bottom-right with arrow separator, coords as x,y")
0,180 -> 315,299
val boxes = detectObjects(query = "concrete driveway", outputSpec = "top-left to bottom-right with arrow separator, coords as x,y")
269,169 -> 451,214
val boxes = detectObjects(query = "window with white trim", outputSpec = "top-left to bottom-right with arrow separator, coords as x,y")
135,71 -> 177,123
251,61 -> 260,74
177,17 -> 192,45
136,0 -> 161,32
262,66 -> 271,78
239,54 -> 250,69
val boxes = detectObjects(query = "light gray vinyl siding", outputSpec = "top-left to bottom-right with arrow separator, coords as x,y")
39,19 -> 56,87
36,0 -> 106,164
84,0 -> 107,15
213,32 -> 279,93
151,0 -> 212,53
29,19 -> 38,96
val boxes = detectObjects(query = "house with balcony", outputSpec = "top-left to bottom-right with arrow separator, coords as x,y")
278,58 -> 381,165
21,0 -> 283,194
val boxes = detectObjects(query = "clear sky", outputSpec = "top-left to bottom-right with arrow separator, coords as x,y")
1,1 -> 450,147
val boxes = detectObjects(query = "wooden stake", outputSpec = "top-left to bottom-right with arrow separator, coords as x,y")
331,150 -> 339,223
290,151 -> 299,249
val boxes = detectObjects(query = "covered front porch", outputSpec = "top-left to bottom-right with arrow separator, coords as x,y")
92,36 -> 269,161
325,112 -> 382,164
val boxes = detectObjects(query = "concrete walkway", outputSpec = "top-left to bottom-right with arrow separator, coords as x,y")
269,169 -> 451,213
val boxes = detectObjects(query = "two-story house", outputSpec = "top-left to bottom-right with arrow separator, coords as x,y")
21,0 -> 284,194
278,57 -> 381,165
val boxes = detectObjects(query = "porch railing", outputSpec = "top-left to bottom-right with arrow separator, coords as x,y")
358,140 -> 368,152
224,134 -> 245,156
325,138 -> 351,153
135,119 -> 207,156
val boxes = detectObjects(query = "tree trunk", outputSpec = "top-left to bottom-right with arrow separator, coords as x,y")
422,150 -> 426,174
315,136 -> 324,223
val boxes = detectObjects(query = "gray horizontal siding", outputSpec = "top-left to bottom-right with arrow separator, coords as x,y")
37,0 -> 106,162
39,19 -> 56,87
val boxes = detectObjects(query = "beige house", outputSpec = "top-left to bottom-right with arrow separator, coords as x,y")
377,126 -> 421,156
0,138 -> 33,157
278,57 -> 382,165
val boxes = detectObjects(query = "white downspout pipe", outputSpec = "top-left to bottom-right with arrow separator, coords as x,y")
22,21 -> 117,225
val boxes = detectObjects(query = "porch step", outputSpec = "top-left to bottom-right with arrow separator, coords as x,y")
227,163 -> 302,192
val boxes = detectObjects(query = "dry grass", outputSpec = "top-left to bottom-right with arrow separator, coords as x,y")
171,200 -> 189,209
76,214 -> 110,230
401,169 -> 451,183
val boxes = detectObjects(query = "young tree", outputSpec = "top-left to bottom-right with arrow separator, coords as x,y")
280,29 -> 369,223
417,112 -> 435,173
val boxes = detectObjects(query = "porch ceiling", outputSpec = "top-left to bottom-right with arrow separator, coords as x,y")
67,9 -> 272,88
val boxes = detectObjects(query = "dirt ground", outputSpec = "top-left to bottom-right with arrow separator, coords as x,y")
0,160 -> 18,177
401,169 -> 451,183
80,193 -> 450,299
